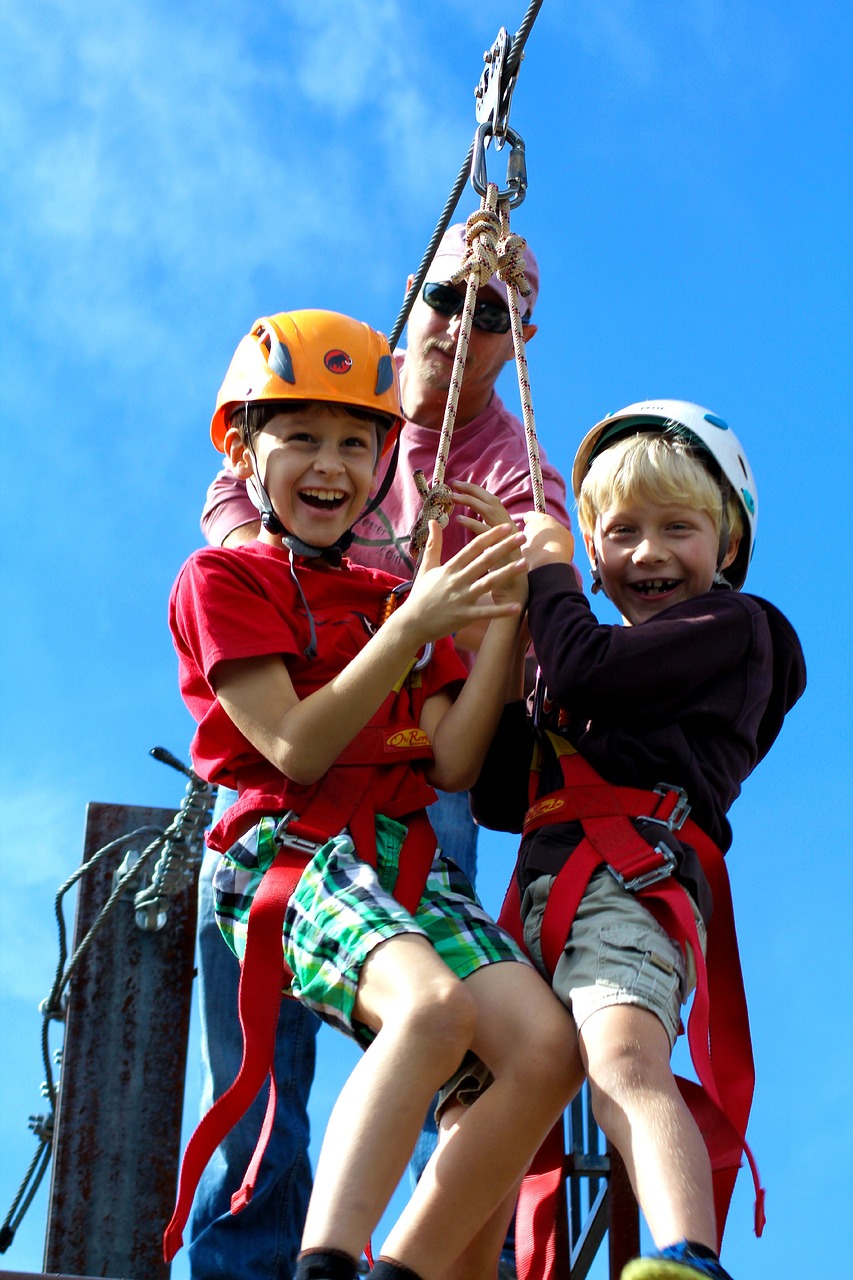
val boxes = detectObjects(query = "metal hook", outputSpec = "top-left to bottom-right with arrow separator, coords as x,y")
471,123 -> 528,208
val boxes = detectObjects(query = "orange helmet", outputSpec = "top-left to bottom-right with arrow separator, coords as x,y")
210,310 -> 403,454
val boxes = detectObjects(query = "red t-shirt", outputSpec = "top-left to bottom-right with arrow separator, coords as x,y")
170,540 -> 467,844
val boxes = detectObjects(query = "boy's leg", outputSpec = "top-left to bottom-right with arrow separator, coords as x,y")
379,960 -> 582,1280
580,1002 -> 716,1253
430,1151 -> 520,1280
301,932 -> 479,1257
524,868 -> 718,1259
409,790 -> 479,1186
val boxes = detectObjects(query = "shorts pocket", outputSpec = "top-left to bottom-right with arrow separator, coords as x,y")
595,922 -> 682,1006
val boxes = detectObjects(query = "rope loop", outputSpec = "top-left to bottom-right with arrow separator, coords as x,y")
497,198 -> 545,512
406,180 -> 546,568
496,226 -> 532,302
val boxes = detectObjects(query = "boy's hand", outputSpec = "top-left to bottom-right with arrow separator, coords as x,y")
522,512 -> 576,571
405,517 -> 527,646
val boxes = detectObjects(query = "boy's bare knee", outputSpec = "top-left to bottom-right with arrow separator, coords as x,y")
528,1023 -> 582,1096
400,973 -> 477,1065
583,1013 -> 677,1134
495,1006 -> 581,1102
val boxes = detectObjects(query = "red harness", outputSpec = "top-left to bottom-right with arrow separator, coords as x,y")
499,733 -> 765,1280
163,695 -> 440,1263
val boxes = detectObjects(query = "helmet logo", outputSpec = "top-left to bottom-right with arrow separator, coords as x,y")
324,349 -> 353,374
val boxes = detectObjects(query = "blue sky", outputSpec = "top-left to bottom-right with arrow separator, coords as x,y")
1,1 -> 851,1276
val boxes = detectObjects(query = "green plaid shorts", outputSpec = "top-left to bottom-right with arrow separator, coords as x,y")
213,813 -> 528,1044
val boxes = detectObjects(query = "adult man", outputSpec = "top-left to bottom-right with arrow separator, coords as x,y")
188,224 -> 571,1280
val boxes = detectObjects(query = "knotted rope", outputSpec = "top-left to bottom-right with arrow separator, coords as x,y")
407,184 -> 545,563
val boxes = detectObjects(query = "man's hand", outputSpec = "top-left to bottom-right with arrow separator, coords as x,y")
522,512 -> 575,571
448,480 -> 529,611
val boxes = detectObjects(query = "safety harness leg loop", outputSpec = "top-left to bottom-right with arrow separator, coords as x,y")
502,740 -> 765,1280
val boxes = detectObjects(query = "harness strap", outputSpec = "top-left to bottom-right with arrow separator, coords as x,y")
501,744 -> 765,1280
163,846 -> 305,1260
163,808 -> 437,1262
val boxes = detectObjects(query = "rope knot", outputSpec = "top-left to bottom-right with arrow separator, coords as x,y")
408,470 -> 454,556
497,228 -> 532,301
451,205 -> 502,289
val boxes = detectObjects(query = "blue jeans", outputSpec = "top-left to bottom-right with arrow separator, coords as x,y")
187,787 -> 478,1280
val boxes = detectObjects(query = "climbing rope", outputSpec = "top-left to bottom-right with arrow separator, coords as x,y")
496,199 -> 546,514
407,184 -> 544,564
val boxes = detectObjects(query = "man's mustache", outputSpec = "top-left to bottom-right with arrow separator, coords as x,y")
423,337 -> 457,359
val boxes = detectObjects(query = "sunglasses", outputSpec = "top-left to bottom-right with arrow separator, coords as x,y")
421,282 -> 529,334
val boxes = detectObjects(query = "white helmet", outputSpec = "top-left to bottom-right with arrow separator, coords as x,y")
572,399 -> 758,590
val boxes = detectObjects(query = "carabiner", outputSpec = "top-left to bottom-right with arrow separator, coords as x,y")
470,122 -> 527,209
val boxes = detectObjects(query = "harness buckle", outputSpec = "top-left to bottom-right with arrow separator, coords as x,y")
609,843 -> 678,894
644,782 -> 691,832
273,811 -> 323,856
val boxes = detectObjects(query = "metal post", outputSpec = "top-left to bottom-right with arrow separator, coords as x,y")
562,1085 -> 641,1279
42,802 -> 197,1280
606,1143 -> 640,1279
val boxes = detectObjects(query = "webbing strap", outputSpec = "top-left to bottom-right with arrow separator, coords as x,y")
163,847 -> 305,1260
163,810 -> 439,1260
513,1120 -> 566,1280
502,752 -> 764,1280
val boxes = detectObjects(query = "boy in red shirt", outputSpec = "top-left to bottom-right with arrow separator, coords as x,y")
168,311 -> 579,1280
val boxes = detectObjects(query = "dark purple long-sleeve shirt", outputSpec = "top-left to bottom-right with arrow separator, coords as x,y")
472,563 -> 805,913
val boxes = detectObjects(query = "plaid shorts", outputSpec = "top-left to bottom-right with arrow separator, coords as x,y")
213,813 -> 528,1045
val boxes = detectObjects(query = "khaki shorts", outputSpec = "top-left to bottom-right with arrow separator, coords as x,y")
521,866 -> 706,1048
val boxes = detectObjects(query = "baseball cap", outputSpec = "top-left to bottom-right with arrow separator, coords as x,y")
422,222 -> 539,318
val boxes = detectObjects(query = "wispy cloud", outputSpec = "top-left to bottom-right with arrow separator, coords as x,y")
0,782 -> 83,1001
545,0 -> 793,97
0,1 -> 465,385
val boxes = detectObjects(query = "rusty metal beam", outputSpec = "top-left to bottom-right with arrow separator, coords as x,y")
42,803 -> 197,1280
1,1272 -> 113,1280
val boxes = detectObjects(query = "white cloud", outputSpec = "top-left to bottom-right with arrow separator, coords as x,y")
0,0 -> 467,392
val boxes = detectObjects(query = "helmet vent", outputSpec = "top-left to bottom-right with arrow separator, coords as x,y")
374,354 -> 395,396
268,336 -> 295,384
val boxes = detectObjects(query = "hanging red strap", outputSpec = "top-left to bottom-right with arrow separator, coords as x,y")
163,846 -> 305,1260
513,1120 -> 567,1280
163,805 -> 438,1261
